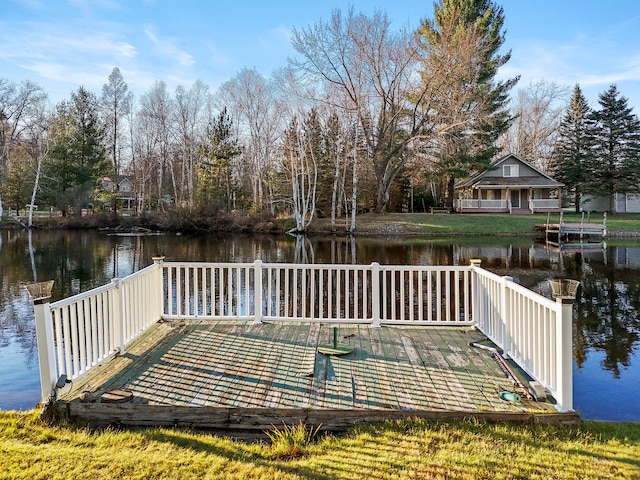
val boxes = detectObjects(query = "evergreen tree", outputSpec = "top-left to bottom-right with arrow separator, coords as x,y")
45,86 -> 108,215
584,84 -> 640,211
551,84 -> 593,212
416,0 -> 518,208
197,108 -> 242,212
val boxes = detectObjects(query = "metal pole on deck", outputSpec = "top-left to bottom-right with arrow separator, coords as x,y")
25,281 -> 57,404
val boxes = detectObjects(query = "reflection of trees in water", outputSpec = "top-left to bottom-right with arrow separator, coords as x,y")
573,250 -> 640,378
3,230 -> 640,380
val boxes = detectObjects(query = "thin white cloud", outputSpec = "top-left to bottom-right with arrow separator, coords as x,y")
143,27 -> 195,68
502,29 -> 640,107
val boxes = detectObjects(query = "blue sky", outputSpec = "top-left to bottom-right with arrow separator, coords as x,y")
2,0 -> 640,110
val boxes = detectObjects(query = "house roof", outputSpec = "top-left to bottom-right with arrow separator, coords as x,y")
455,153 -> 564,189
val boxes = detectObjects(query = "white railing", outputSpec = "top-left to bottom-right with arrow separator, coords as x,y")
456,199 -> 508,209
530,199 -> 559,211
32,259 -> 574,412
471,265 -> 571,412
162,261 -> 473,326
37,263 -> 163,392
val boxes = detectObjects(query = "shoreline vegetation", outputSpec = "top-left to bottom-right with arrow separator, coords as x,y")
2,210 -> 639,238
1,410 -> 638,479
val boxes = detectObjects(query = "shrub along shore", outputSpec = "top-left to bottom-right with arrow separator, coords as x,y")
3,210 -> 639,238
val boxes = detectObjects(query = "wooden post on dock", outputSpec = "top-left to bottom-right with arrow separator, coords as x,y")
25,281 -> 57,404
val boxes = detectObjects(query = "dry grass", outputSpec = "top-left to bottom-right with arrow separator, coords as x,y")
1,411 -> 639,479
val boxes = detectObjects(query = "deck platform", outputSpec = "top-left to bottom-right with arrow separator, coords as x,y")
53,321 -> 579,433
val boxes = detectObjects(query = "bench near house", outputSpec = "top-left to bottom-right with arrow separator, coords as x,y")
455,154 -> 563,214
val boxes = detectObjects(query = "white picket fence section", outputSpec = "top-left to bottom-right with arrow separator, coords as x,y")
31,259 -> 574,412
161,261 -> 473,326
472,266 -> 571,413
45,263 -> 163,382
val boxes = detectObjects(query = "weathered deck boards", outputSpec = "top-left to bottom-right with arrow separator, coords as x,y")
55,320 -> 579,430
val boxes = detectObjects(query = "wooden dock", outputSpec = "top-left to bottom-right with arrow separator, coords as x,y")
53,320 -> 579,433
535,212 -> 607,247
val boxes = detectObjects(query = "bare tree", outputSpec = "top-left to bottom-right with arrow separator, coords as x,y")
0,79 -> 48,218
173,80 -> 210,206
282,115 -> 318,233
216,68 -> 284,212
137,81 -> 175,210
290,8 -> 425,213
499,80 -> 569,172
101,67 -> 133,177
26,111 -> 51,227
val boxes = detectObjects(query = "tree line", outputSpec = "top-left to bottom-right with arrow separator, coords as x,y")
1,0 -> 639,231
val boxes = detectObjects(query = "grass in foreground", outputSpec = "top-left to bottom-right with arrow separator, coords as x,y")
1,411 -> 639,479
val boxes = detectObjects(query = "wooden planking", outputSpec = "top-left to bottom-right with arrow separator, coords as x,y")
59,321 -> 560,424
60,403 -> 580,432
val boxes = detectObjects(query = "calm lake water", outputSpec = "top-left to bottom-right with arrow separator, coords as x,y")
1,229 -> 639,421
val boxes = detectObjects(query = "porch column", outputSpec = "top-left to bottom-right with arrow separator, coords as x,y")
505,187 -> 510,213
557,186 -> 563,210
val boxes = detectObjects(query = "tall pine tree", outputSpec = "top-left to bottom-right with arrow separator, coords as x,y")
551,84 -> 593,212
46,86 -> 108,215
416,0 -> 518,208
584,84 -> 640,212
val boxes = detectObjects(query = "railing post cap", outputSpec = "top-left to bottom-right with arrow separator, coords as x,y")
25,280 -> 54,305
469,258 -> 482,266
152,256 -> 165,263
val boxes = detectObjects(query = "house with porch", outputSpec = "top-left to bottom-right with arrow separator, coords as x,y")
455,154 -> 563,214
100,176 -> 136,210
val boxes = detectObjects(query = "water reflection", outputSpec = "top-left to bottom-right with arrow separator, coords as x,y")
0,230 -> 639,420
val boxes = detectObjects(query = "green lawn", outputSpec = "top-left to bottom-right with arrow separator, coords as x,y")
1,411 -> 638,479
310,212 -> 640,236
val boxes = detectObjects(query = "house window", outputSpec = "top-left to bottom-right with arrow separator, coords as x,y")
503,165 -> 519,177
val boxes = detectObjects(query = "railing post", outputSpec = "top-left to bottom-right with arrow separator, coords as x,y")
254,260 -> 263,324
152,256 -> 165,320
501,275 -> 513,358
555,297 -> 575,412
112,278 -> 126,355
34,301 -> 57,404
469,259 -> 481,327
371,262 -> 381,327
26,281 -> 57,404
